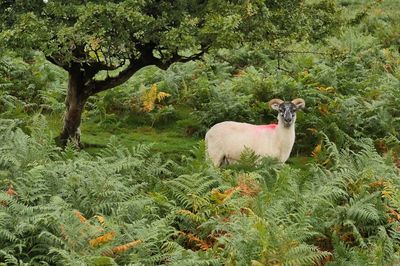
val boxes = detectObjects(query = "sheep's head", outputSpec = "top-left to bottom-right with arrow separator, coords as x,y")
269,98 -> 305,128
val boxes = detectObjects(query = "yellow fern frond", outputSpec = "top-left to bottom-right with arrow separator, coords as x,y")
89,231 -> 117,247
157,91 -> 171,101
111,240 -> 142,254
94,215 -> 105,225
211,187 -> 240,203
74,211 -> 87,223
311,143 -> 322,157
141,84 -> 158,112
140,84 -> 171,113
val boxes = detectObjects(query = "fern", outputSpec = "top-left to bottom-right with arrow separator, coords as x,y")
284,244 -> 331,266
166,174 -> 219,211
0,121 -> 399,265
0,119 -> 193,264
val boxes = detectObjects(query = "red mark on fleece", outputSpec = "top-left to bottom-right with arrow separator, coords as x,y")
255,124 -> 278,131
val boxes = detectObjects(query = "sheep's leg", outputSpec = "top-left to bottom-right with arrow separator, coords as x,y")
218,155 -> 228,167
206,148 -> 225,167
213,154 -> 226,167
225,156 -> 238,166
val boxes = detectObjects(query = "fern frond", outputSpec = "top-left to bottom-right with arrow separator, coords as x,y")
284,244 -> 331,266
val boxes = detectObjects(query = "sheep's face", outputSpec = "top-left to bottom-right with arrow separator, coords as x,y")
269,98 -> 305,128
278,102 -> 298,127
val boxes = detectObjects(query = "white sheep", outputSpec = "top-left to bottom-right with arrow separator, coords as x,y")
205,98 -> 305,166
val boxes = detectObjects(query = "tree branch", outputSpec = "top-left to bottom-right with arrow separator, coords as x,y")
86,43 -> 208,95
86,60 -> 126,71
86,59 -> 145,94
153,44 -> 209,70
45,56 -> 70,71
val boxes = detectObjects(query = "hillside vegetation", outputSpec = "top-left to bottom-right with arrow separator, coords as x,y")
1,0 -> 400,265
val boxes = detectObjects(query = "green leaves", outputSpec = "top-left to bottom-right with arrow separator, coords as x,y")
1,0 -> 341,69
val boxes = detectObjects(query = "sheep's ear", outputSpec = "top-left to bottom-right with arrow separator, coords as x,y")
268,99 -> 283,111
292,98 -> 305,110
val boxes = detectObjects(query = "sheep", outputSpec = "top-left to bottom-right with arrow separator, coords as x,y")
205,98 -> 305,167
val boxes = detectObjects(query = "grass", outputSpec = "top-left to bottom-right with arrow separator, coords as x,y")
45,113 -> 200,160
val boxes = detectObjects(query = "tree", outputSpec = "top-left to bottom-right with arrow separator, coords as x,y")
0,0 -> 340,147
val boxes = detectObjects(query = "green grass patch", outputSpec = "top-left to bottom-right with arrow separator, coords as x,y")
45,113 -> 200,159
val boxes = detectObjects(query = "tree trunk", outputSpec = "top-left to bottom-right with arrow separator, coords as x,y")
58,67 -> 89,148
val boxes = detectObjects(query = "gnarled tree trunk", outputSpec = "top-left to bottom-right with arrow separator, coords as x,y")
59,66 -> 89,148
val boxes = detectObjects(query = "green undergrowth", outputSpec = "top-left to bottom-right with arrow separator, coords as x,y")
1,117 -> 400,265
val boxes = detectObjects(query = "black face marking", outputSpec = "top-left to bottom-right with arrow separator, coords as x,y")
279,102 -> 298,127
